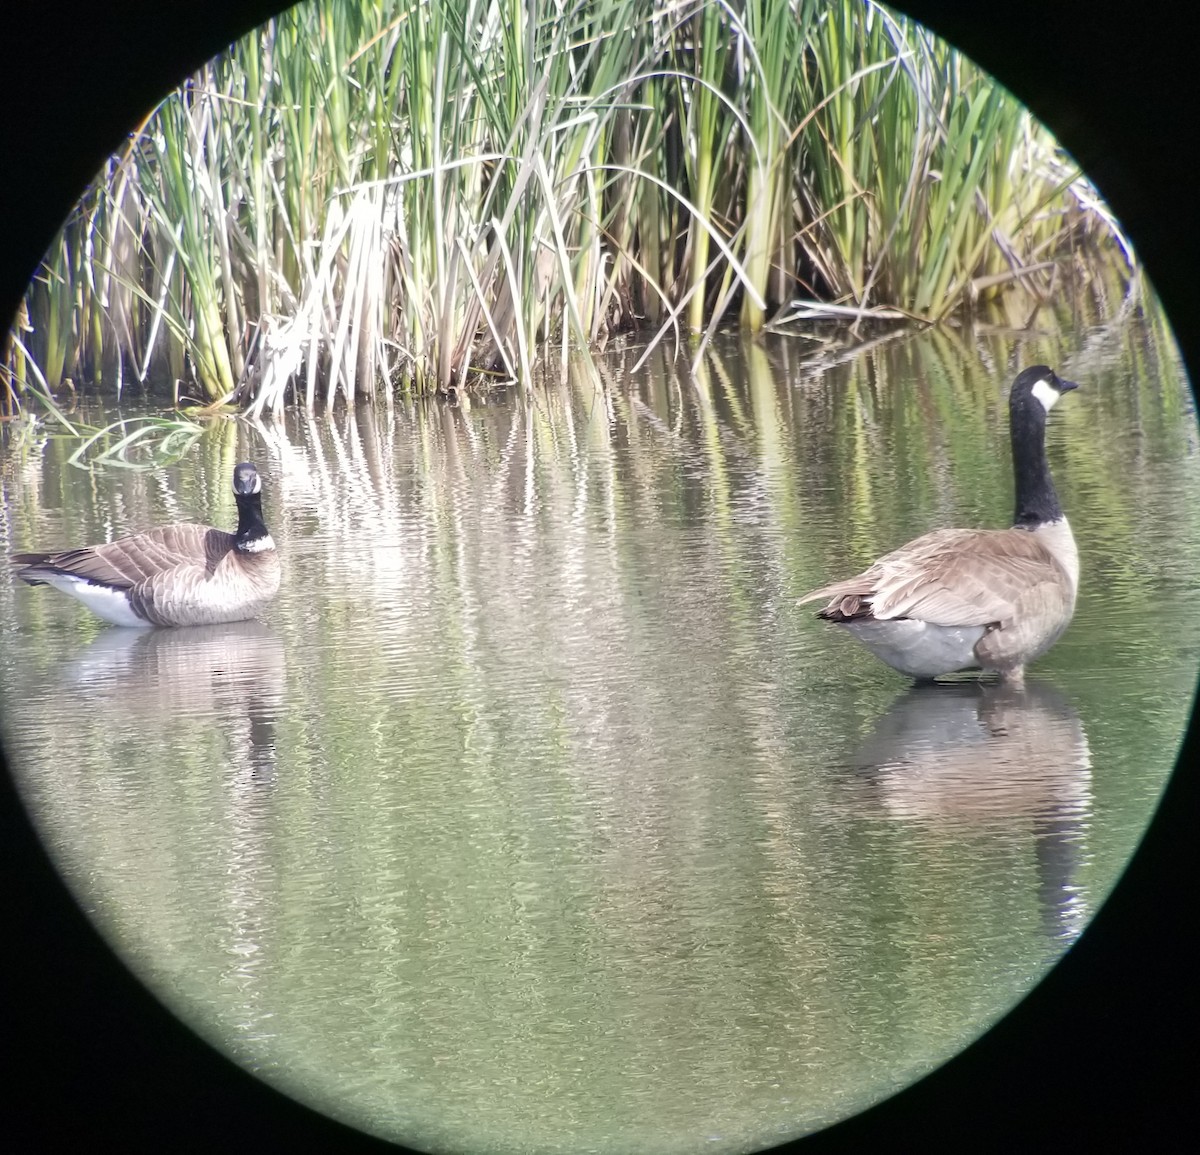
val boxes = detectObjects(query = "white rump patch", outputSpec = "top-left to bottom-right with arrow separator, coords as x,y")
1031,378 -> 1061,412
240,534 -> 276,553
39,574 -> 151,627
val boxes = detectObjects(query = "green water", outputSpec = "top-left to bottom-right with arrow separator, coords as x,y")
1,306 -> 1195,1154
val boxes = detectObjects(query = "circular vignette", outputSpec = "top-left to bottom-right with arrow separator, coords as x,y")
2,1 -> 1197,1152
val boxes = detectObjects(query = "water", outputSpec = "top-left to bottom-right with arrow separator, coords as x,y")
2,307 -> 1196,1154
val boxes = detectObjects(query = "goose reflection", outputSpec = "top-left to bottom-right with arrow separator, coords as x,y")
847,680 -> 1093,942
66,621 -> 286,785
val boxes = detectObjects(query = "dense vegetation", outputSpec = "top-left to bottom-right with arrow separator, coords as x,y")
3,0 -> 1130,419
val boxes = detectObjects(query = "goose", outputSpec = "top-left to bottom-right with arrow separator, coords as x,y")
10,461 -> 281,628
797,366 -> 1079,684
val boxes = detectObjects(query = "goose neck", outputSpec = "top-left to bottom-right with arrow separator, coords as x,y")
1011,400 -> 1063,528
235,492 -> 272,551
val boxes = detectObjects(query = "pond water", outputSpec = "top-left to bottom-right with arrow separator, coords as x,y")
2,300 -> 1197,1154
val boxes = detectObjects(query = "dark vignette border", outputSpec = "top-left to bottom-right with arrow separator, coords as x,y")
2,2 -> 1196,1151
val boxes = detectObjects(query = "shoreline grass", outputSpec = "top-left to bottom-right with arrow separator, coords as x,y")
4,0 -> 1134,419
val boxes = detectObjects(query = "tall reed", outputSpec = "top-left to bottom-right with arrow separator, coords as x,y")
5,0 -> 1133,419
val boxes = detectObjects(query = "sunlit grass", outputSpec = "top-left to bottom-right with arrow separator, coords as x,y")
5,0 -> 1132,418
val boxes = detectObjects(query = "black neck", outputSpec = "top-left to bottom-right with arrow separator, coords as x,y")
234,492 -> 271,548
1011,396 -> 1063,527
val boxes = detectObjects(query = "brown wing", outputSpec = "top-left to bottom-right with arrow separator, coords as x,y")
799,528 -> 1069,628
974,577 -> 1075,668
12,525 -> 233,589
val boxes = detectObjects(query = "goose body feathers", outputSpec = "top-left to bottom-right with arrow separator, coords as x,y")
798,367 -> 1079,682
11,462 -> 281,628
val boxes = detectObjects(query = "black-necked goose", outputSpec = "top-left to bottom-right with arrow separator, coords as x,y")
797,366 -> 1079,683
11,462 -> 281,627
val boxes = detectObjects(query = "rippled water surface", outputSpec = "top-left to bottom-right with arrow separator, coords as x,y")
2,313 -> 1197,1153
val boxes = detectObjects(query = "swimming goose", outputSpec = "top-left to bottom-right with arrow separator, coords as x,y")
11,461 -> 281,628
797,366 -> 1079,683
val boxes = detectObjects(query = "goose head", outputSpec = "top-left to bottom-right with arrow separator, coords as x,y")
1011,365 -> 1078,417
233,462 -> 264,496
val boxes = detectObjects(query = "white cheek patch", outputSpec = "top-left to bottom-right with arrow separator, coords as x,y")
1031,378 -> 1060,411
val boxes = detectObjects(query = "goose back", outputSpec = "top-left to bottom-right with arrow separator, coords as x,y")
805,524 -> 1077,626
